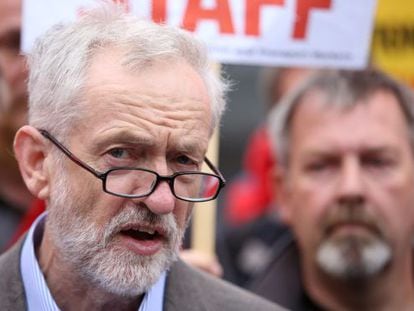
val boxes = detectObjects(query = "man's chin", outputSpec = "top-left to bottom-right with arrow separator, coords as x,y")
316,234 -> 391,281
88,244 -> 177,297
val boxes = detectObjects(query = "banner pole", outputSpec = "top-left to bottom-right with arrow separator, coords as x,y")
191,63 -> 221,256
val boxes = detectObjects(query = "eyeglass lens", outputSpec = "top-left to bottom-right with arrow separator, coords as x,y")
105,169 -> 220,200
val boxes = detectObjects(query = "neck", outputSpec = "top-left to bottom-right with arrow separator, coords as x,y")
303,256 -> 414,311
38,226 -> 144,311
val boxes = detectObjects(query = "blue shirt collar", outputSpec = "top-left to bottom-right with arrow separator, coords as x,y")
20,212 -> 167,311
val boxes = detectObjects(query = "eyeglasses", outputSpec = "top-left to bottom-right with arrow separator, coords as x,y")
39,129 -> 226,202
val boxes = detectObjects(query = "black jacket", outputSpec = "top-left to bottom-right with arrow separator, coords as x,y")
249,231 -> 323,311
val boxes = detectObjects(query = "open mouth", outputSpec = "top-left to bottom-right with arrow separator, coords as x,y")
121,228 -> 161,241
117,225 -> 166,255
118,224 -> 167,243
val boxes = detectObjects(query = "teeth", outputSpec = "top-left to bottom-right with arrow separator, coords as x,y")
140,228 -> 155,235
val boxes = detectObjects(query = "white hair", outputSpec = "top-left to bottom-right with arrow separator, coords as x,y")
28,2 -> 228,138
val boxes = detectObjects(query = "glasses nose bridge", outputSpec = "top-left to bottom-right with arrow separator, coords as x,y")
151,173 -> 176,195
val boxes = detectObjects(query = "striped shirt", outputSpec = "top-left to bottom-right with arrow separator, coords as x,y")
20,212 -> 166,311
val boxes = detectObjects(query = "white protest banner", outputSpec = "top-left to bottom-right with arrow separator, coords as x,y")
23,0 -> 377,68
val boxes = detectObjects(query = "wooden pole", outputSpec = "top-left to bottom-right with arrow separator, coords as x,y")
191,128 -> 219,255
191,61 -> 221,255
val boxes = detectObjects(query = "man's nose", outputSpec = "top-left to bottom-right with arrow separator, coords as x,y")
336,157 -> 365,203
142,165 -> 176,215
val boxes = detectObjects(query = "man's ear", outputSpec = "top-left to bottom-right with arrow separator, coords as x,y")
273,166 -> 293,226
14,126 -> 50,200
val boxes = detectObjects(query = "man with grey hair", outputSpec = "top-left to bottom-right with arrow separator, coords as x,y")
0,4 -> 280,310
251,68 -> 414,310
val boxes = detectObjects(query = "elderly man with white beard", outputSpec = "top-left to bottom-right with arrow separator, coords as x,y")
250,69 -> 414,310
0,3 -> 281,311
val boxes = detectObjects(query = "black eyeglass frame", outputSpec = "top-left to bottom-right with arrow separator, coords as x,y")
39,129 -> 226,202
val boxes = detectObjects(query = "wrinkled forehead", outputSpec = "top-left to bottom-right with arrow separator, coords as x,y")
65,46 -> 211,126
92,47 -> 207,98
72,46 -> 212,138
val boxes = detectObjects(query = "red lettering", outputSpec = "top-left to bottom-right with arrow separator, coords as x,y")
245,0 -> 285,36
151,0 -> 167,23
182,0 -> 234,34
293,0 -> 331,39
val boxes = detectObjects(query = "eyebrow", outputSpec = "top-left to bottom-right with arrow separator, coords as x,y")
91,131 -> 156,153
172,138 -> 207,156
304,145 -> 397,158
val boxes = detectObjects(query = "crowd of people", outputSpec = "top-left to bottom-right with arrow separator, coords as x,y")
1,1 -> 414,310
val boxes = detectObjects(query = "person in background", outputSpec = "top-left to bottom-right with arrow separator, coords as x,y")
218,67 -> 313,286
251,69 -> 414,310
0,4 -> 281,310
0,0 -> 34,252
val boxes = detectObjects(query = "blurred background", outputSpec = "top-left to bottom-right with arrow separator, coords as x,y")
218,0 -> 414,203
219,65 -> 263,187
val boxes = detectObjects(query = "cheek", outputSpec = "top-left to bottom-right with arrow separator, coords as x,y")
173,202 -> 193,230
370,180 -> 414,238
67,173 -> 119,224
285,181 -> 331,246
91,196 -> 124,227
289,201 -> 321,238
287,180 -> 330,224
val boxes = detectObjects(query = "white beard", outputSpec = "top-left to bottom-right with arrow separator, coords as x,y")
46,169 -> 186,297
316,234 -> 391,281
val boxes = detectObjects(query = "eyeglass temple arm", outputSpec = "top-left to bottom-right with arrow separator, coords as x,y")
38,129 -> 103,178
204,157 -> 226,184
40,129 -> 225,185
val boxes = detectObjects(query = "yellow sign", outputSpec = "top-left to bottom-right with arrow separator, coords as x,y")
371,0 -> 414,86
